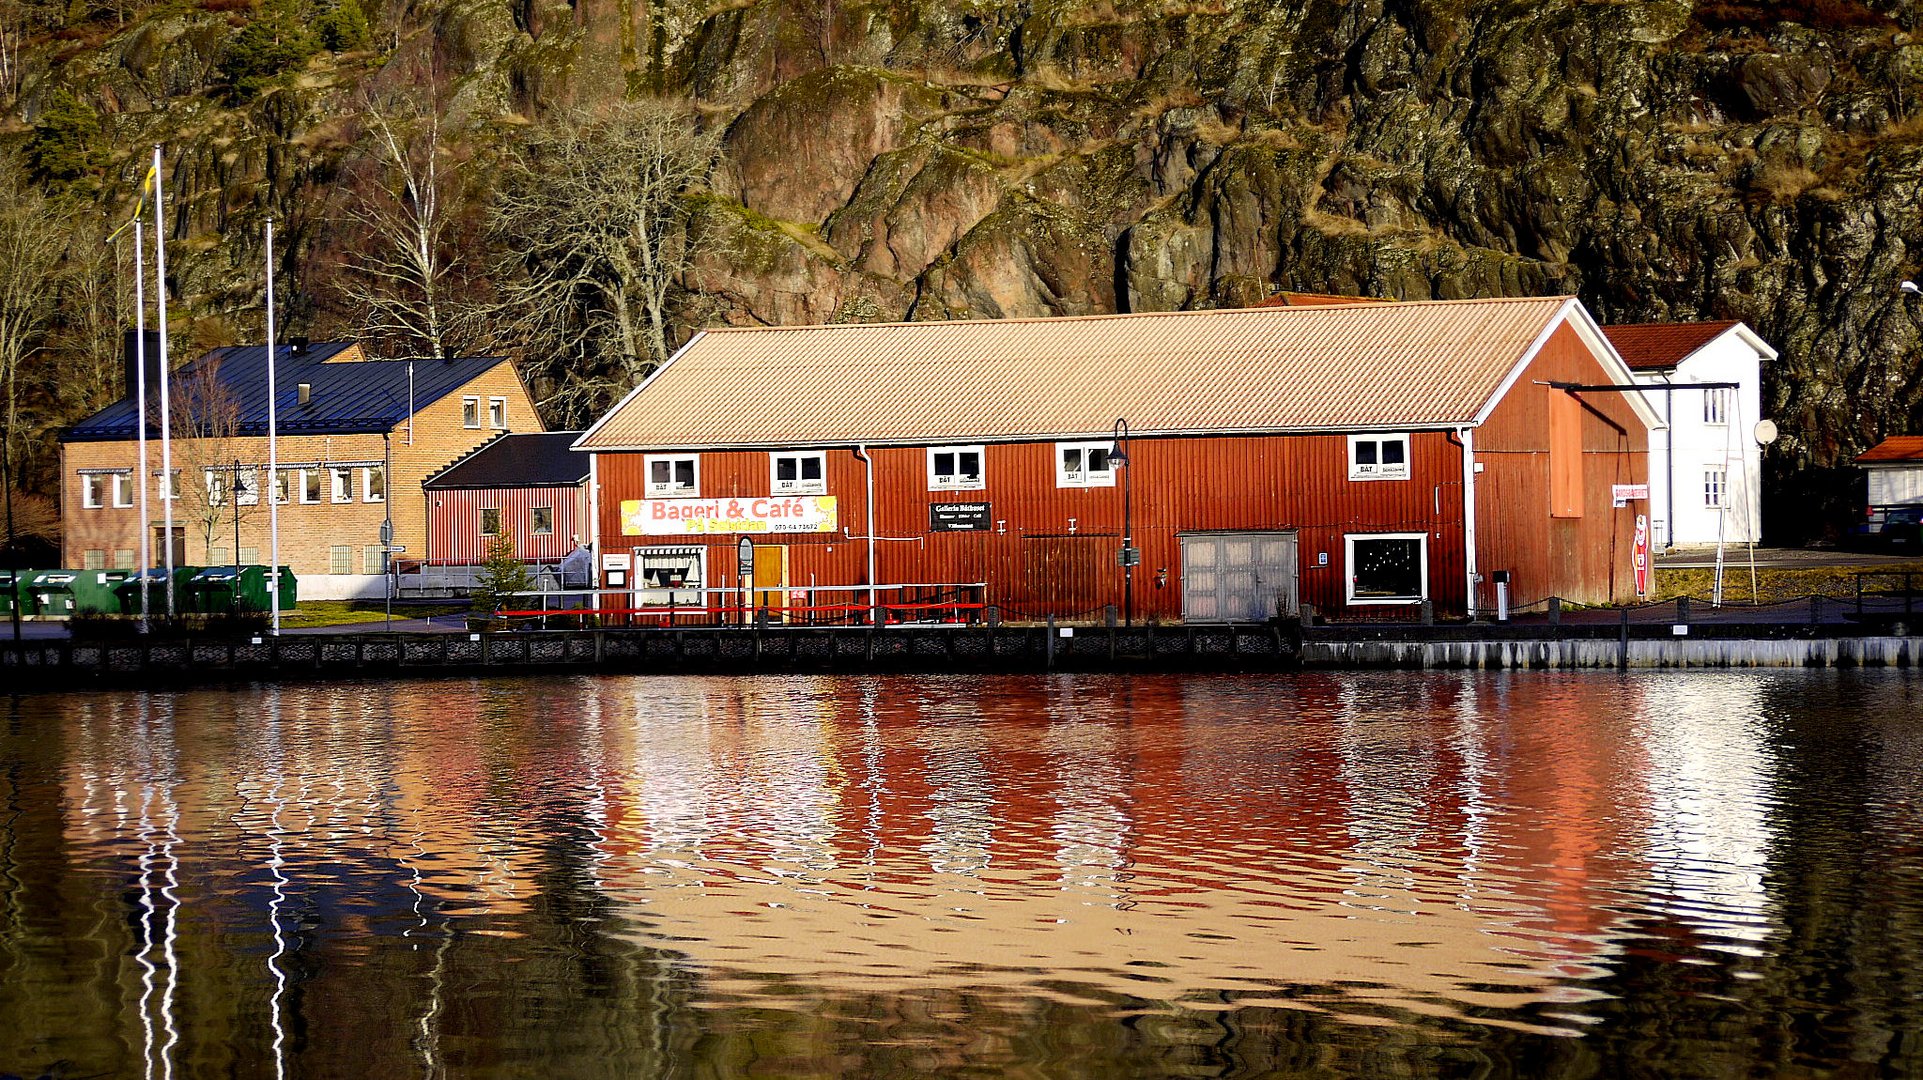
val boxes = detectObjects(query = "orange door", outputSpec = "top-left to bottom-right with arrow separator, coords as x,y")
752,545 -> 788,622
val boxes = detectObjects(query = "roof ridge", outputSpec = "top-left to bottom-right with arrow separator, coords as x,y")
1604,319 -> 1741,330
696,295 -> 1576,334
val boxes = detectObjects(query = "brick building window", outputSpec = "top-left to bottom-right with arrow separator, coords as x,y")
645,455 -> 699,497
113,549 -> 135,569
82,474 -> 106,508
462,397 -> 480,428
363,546 -> 385,574
927,446 -> 984,491
488,397 -> 507,429
239,547 -> 259,565
111,472 -> 133,507
362,466 -> 385,503
330,546 -> 352,574
83,549 -> 105,570
330,467 -> 353,503
1347,434 -> 1409,481
301,469 -> 322,504
771,451 -> 826,495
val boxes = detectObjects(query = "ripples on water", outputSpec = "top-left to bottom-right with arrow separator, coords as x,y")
1,671 -> 1920,1078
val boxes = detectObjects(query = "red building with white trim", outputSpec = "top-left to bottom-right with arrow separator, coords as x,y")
575,297 -> 1657,622
422,432 -> 589,566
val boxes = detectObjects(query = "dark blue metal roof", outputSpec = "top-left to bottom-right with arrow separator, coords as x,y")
423,432 -> 587,490
60,343 -> 513,441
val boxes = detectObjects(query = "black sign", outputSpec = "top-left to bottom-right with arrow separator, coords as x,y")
929,502 -> 992,532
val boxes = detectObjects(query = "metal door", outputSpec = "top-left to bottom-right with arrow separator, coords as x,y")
1180,532 -> 1297,622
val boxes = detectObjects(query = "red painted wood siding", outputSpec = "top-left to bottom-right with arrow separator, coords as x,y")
426,485 -> 589,564
596,433 -> 1471,620
1475,323 -> 1650,609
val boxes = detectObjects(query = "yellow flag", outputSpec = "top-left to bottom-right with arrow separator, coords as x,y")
104,164 -> 158,243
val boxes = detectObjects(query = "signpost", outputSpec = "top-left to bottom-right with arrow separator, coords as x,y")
929,502 -> 992,532
1633,514 -> 1650,598
1612,483 -> 1649,508
737,536 -> 753,627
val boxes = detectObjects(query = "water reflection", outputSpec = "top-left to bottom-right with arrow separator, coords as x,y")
2,671 -> 1921,1077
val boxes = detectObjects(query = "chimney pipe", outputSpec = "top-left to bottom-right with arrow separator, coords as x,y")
297,382 -> 311,406
290,336 -> 309,356
122,329 -> 162,397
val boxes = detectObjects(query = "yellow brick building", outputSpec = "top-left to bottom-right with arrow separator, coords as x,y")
59,341 -> 539,599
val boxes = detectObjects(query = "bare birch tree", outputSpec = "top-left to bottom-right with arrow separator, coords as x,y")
168,357 -> 257,562
0,153 -> 68,499
338,95 -> 475,359
489,98 -> 724,422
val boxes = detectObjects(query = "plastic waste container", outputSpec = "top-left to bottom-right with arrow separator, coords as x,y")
72,569 -> 132,615
114,566 -> 200,616
22,570 -> 80,618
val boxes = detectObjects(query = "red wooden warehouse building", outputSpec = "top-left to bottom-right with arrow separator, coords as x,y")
422,432 -> 590,565
574,297 -> 1658,622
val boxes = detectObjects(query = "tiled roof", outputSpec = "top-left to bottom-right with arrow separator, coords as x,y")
1858,437 -> 1923,464
424,432 -> 588,489
1251,292 -> 1392,307
61,343 -> 513,442
579,296 -> 1580,451
1602,321 -> 1740,371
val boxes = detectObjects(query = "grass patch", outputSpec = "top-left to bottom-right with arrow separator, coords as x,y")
1653,562 -> 1922,605
276,601 -> 467,628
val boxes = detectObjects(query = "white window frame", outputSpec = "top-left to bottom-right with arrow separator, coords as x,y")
1704,466 -> 1727,510
770,451 -> 827,495
235,467 -> 258,506
461,396 -> 480,429
1344,531 -> 1429,606
488,397 -> 507,430
927,445 -> 985,491
271,469 -> 291,505
634,545 -> 706,606
111,472 -> 133,508
300,468 -> 322,505
1703,387 -> 1729,426
1347,433 -> 1411,482
160,470 -> 180,502
645,454 -> 700,498
530,506 -> 554,535
113,549 -> 135,569
82,473 -> 105,509
330,467 -> 353,504
1055,441 -> 1117,488
205,469 -> 227,507
362,465 -> 385,503
238,546 -> 259,565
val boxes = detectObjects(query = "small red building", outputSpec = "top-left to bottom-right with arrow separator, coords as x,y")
421,432 -> 589,567
575,297 -> 1657,622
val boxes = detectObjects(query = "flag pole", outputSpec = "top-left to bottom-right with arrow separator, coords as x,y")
265,218 -> 280,635
152,144 -> 175,620
134,216 -> 151,632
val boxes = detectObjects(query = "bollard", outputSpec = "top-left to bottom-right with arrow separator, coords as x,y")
986,605 -> 1001,628
1619,606 -> 1630,670
1548,597 -> 1561,626
1811,594 -> 1822,625
1676,596 -> 1690,624
1045,615 -> 1057,671
1104,604 -> 1117,628
1299,602 -> 1317,627
1420,599 -> 1434,626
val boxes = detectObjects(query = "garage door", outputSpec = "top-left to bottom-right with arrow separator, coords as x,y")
1180,532 -> 1298,622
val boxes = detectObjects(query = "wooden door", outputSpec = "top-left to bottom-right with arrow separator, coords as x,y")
752,544 -> 788,622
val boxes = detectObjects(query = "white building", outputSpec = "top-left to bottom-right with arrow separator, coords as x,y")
1604,321 -> 1775,548
1857,438 -> 1923,515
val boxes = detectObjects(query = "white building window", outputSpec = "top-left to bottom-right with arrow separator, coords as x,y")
488,397 -> 507,429
82,473 -> 105,509
160,470 -> 180,502
111,472 -> 133,508
479,508 -> 501,536
113,549 -> 135,569
1703,388 -> 1729,425
272,469 -> 292,504
770,451 -> 827,495
238,546 -> 259,565
1704,467 -> 1727,509
462,397 -> 480,428
1055,441 -> 1116,487
635,546 -> 704,606
645,454 -> 699,497
363,545 -> 385,574
1345,532 -> 1428,605
205,469 -> 227,506
300,469 -> 322,504
329,545 -> 352,574
235,467 -> 258,506
82,549 -> 105,570
927,445 -> 985,491
362,466 -> 385,503
531,506 -> 554,535
330,467 -> 353,503
1348,434 -> 1410,481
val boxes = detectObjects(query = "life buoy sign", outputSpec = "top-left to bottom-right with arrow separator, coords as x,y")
1633,514 -> 1650,598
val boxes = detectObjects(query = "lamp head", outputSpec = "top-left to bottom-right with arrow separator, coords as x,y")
1901,280 -> 1922,297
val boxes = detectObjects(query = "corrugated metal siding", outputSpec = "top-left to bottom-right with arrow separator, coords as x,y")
596,433 -> 1470,620
428,485 -> 587,564
1476,323 -> 1650,609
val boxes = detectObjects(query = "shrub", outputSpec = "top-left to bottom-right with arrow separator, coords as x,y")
27,88 -> 104,189
469,530 -> 533,625
315,0 -> 370,51
217,0 -> 319,100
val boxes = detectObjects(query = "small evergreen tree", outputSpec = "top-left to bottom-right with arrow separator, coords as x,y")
218,0 -> 320,100
27,89 -> 103,191
316,0 -> 371,52
469,529 -> 532,624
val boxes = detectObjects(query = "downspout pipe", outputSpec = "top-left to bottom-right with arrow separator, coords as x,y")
853,444 -> 877,624
1448,427 -> 1478,620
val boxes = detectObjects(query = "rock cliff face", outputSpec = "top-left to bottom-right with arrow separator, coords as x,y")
23,0 -> 1923,535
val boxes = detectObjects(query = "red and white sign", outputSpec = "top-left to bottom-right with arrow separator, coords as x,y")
1613,483 -> 1650,507
1633,513 -> 1650,597
621,496 -> 839,536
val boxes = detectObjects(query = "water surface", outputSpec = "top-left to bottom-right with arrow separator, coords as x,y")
2,671 -> 1919,1077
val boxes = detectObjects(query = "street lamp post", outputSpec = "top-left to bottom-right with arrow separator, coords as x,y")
1110,418 -> 1136,627
230,458 -> 252,613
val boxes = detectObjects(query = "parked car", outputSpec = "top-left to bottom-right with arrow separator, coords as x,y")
1878,505 -> 1923,549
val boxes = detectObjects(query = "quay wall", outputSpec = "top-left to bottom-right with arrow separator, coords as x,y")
1301,635 -> 1922,670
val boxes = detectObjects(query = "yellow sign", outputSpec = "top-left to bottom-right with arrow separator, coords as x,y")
622,496 -> 838,536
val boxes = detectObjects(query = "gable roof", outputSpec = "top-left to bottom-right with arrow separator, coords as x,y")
1603,321 -> 1743,371
424,432 -> 588,489
1858,437 -> 1923,464
60,343 -> 515,442
578,296 -> 1652,451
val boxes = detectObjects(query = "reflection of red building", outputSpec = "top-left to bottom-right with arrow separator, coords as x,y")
578,298 -> 1656,622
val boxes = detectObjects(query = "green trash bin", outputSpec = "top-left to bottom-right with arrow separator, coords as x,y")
114,566 -> 200,617
188,566 -> 241,614
267,566 -> 298,611
22,570 -> 80,618
0,568 -> 29,620
73,569 -> 131,615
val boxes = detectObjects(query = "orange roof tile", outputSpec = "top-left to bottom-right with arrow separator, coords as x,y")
579,297 -> 1580,451
1601,321 -> 1740,371
1858,437 -> 1923,463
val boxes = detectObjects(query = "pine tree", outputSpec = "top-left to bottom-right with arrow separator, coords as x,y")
469,529 -> 532,624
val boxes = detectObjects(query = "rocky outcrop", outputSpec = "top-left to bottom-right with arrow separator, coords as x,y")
19,0 -> 1923,536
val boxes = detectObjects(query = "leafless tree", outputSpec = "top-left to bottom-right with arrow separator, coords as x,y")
489,98 -> 725,422
337,92 -> 480,360
0,153 -> 68,501
54,209 -> 127,414
167,357 -> 258,562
